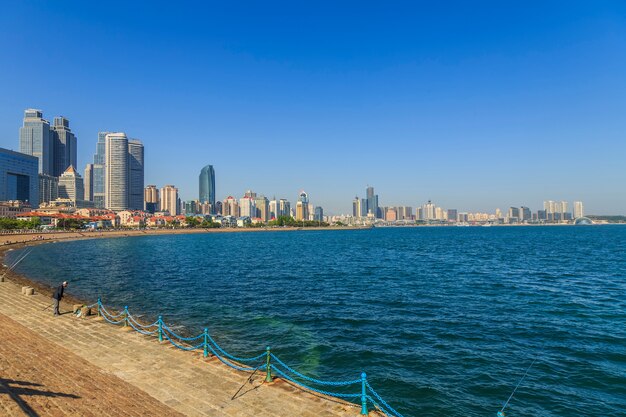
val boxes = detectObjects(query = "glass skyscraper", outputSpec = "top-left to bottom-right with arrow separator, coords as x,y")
0,147 -> 39,206
19,109 -> 52,175
128,140 -> 144,210
199,164 -> 216,210
51,116 -> 77,177
105,133 -> 129,211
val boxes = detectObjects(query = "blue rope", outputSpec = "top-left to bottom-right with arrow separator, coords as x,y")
161,323 -> 204,342
128,319 -> 159,335
100,310 -> 125,325
128,314 -> 159,329
205,331 -> 266,363
98,302 -> 125,319
272,366 -> 361,399
270,353 -> 361,386
202,340 -> 265,372
365,381 -> 405,417
162,329 -> 204,351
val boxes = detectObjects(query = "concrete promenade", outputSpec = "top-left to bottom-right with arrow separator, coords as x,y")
0,278 -> 369,416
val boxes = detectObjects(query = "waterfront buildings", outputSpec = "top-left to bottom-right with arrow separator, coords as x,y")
366,186 -> 380,218
255,195 -> 269,221
160,185 -> 179,215
0,147 -> 39,207
104,133 -> 129,211
574,201 -> 584,219
222,196 -> 238,217
296,191 -> 309,221
39,174 -> 58,205
239,195 -> 256,218
278,199 -> 290,217
199,165 -> 216,211
57,166 -> 84,202
144,185 -> 159,213
128,140 -> 144,210
314,206 -> 323,222
51,117 -> 77,177
86,132 -> 108,208
19,109 -> 52,175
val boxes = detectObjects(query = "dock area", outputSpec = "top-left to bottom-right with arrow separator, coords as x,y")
0,277 -> 368,416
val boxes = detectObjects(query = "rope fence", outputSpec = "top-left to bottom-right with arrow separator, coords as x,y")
95,298 -> 404,417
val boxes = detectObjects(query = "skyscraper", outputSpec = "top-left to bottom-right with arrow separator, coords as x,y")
255,195 -> 269,221
58,166 -> 84,202
222,196 -> 239,217
269,198 -> 278,219
144,185 -> 159,213
0,147 -> 39,206
574,201 -> 584,218
89,132 -> 108,208
105,133 -> 129,211
39,174 -> 58,205
278,199 -> 290,217
128,140 -> 144,210
160,185 -> 179,215
199,165 -> 216,210
84,164 -> 93,201
51,116 -> 77,177
239,196 -> 256,217
366,186 -> 378,218
352,196 -> 361,218
314,206 -> 324,222
19,109 -> 52,175
296,191 -> 309,221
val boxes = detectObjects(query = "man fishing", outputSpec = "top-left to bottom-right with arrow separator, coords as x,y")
52,281 -> 68,316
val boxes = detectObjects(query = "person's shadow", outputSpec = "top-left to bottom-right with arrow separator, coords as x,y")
0,378 -> 80,417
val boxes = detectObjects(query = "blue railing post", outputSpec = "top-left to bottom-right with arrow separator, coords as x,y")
124,306 -> 129,327
265,346 -> 273,382
158,316 -> 163,342
361,372 -> 368,415
97,297 -> 101,317
203,328 -> 209,358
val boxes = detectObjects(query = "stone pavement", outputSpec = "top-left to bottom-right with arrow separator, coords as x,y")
0,278 -> 370,416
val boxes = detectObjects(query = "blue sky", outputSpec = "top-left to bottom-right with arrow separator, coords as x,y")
1,1 -> 625,214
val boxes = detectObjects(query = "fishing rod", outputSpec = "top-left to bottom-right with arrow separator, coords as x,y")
1,248 -> 32,281
42,277 -> 81,311
497,355 -> 539,416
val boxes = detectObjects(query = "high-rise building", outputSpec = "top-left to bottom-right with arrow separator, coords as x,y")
160,185 -> 179,215
39,174 -> 58,205
58,166 -> 84,202
104,133 -> 129,211
199,165 -> 216,210
296,191 -> 309,221
88,132 -> 109,208
255,195 -> 269,221
366,186 -> 379,218
422,200 -> 436,220
127,140 -> 144,210
574,201 -> 584,218
239,196 -> 256,217
84,164 -> 93,202
222,196 -> 239,217
385,207 -> 397,221
447,209 -> 458,222
269,198 -> 278,220
352,196 -> 362,218
19,109 -> 52,175
51,116 -> 77,177
0,147 -> 39,206
314,206 -> 324,222
278,199 -> 290,217
508,207 -> 520,222
520,206 -> 531,222
144,185 -> 159,213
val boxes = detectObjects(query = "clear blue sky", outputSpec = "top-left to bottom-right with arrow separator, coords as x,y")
1,1 -> 625,215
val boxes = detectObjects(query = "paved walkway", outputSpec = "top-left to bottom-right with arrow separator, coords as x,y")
0,278 -> 367,416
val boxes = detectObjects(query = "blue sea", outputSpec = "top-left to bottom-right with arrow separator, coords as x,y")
6,226 -> 626,417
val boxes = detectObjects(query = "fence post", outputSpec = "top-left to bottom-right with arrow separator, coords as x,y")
158,316 -> 163,342
361,372 -> 368,415
203,328 -> 209,358
265,346 -> 273,382
97,297 -> 101,317
124,306 -> 129,327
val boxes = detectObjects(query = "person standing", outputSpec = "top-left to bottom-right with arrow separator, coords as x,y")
52,281 -> 68,316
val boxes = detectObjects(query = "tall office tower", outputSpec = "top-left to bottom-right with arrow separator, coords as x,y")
255,195 -> 269,221
0,147 -> 39,206
508,207 -> 520,221
105,133 -> 129,211
574,201 -> 584,218
447,209 -> 458,222
57,166 -> 84,202
84,164 -> 93,201
160,185 -> 179,215
214,200 -> 223,215
239,196 -> 256,217
127,140 -> 144,210
199,165 -> 216,210
88,132 -> 109,208
366,186 -> 379,218
278,199 -> 290,217
269,198 -> 278,219
222,196 -> 239,216
296,191 -> 309,221
39,174 -> 58,205
144,185 -> 159,213
314,206 -> 323,222
352,196 -> 362,218
19,109 -> 52,175
51,116 -> 77,177
520,206 -> 531,222
422,200 -> 436,220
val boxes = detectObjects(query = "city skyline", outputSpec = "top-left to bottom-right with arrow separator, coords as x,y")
1,3 -> 626,214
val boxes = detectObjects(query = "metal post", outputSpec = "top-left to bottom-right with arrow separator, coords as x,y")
158,316 -> 163,342
203,328 -> 209,358
124,306 -> 129,327
265,346 -> 273,382
97,297 -> 101,317
361,372 -> 368,415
